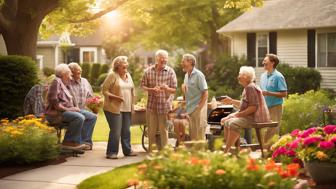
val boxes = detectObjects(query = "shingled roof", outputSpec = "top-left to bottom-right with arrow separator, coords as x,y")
217,0 -> 336,33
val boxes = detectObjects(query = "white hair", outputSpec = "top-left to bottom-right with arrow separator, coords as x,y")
182,53 -> 197,66
112,56 -> 128,72
55,63 -> 71,77
68,62 -> 81,72
155,49 -> 168,59
239,66 -> 255,82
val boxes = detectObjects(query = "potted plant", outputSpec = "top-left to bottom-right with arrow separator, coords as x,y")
271,125 -> 336,184
86,95 -> 103,114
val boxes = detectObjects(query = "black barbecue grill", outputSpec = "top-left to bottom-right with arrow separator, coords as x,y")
207,105 -> 235,150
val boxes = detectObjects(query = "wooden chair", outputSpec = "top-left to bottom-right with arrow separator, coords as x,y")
235,121 -> 278,158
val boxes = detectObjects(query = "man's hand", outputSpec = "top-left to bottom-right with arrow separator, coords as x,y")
220,96 -> 233,104
68,107 -> 80,112
262,90 -> 270,96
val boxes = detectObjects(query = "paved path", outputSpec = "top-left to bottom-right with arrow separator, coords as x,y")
0,142 -> 146,189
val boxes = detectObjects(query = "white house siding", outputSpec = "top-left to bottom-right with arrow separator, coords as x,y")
277,30 -> 307,67
36,47 -> 55,69
317,68 -> 336,90
231,33 -> 247,57
0,35 -> 7,55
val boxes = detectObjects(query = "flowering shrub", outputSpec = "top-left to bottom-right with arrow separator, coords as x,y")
86,95 -> 103,114
271,125 -> 336,164
0,115 -> 60,164
133,148 -> 299,189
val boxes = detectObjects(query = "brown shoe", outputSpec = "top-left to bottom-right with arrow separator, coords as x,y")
125,151 -> 138,156
62,142 -> 86,150
82,144 -> 92,151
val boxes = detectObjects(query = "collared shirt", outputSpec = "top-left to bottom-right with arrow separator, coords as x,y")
69,77 -> 93,109
260,69 -> 287,108
23,84 -> 45,117
46,77 -> 75,115
184,68 -> 208,114
140,64 -> 177,114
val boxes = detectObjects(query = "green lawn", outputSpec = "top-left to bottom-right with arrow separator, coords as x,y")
92,110 -> 143,144
78,162 -> 141,189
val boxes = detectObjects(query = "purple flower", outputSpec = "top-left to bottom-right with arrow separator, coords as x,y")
300,127 -> 317,138
303,136 -> 321,146
323,125 -> 336,134
291,129 -> 301,137
319,141 -> 335,149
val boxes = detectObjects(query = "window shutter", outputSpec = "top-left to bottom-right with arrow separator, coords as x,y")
247,33 -> 256,66
269,32 -> 277,54
307,29 -> 316,68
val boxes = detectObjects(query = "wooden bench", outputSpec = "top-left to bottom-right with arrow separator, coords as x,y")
235,121 -> 278,158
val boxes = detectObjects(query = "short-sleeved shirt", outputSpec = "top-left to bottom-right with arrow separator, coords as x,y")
118,73 -> 134,112
240,83 -> 259,120
260,69 -> 287,108
69,78 -> 93,109
184,68 -> 208,114
140,65 -> 177,114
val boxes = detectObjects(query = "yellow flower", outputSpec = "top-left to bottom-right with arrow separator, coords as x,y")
316,151 -> 328,160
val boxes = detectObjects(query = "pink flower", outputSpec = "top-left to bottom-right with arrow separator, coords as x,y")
289,139 -> 300,149
303,136 -> 321,146
272,146 -> 287,158
319,141 -> 335,149
291,129 -> 301,137
323,125 -> 336,134
285,150 -> 296,157
299,127 -> 317,138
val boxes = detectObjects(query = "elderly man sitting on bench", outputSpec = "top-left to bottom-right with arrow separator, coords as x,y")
220,66 -> 270,153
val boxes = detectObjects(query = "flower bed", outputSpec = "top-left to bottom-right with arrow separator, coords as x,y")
0,115 -> 60,164
271,125 -> 336,164
131,148 -> 299,189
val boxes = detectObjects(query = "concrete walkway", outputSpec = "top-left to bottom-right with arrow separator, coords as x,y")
0,142 -> 147,189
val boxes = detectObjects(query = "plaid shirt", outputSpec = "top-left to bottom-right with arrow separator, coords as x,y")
69,78 -> 93,109
141,65 -> 177,114
23,84 -> 45,117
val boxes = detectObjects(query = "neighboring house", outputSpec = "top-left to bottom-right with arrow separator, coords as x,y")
217,0 -> 336,90
37,28 -> 107,69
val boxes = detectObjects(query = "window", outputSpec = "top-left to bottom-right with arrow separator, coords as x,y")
317,32 -> 336,67
256,33 -> 268,67
80,47 -> 97,63
36,55 -> 44,69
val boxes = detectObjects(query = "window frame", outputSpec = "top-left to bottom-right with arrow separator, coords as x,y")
316,30 -> 336,68
79,47 -> 97,63
255,32 -> 269,67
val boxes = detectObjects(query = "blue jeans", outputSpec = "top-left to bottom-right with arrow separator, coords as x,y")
104,111 -> 132,156
80,109 -> 97,145
61,111 -> 85,144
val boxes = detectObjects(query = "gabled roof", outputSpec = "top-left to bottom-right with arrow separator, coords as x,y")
217,0 -> 336,33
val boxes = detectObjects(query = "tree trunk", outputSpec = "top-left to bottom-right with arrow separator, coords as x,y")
3,22 -> 40,59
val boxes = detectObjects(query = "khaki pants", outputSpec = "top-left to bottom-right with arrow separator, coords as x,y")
147,111 -> 168,151
264,104 -> 283,143
189,104 -> 207,141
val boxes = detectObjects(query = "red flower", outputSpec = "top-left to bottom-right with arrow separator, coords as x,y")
323,125 -> 336,134
303,136 -> 321,146
319,141 -> 335,149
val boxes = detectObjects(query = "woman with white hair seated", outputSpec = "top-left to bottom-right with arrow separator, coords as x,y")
220,66 -> 270,153
45,64 -> 86,150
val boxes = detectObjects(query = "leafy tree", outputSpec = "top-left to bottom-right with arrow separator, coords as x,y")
120,0 -> 263,61
0,0 -> 127,58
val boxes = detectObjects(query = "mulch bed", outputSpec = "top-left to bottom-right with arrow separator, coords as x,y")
0,155 -> 67,178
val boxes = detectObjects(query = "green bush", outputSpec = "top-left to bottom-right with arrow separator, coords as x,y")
90,63 -> 101,86
277,64 -> 321,94
97,73 -> 108,87
205,55 -> 247,99
281,90 -> 335,134
0,55 -> 39,119
42,67 -> 55,77
0,116 -> 60,164
81,63 -> 91,80
100,63 -> 110,75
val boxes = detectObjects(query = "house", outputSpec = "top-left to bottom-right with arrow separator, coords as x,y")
37,28 -> 107,69
217,0 -> 336,90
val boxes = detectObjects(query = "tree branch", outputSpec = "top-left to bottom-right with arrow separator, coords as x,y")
69,0 -> 128,23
